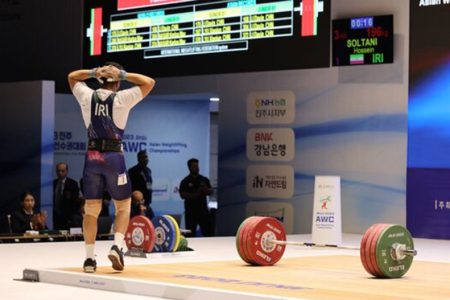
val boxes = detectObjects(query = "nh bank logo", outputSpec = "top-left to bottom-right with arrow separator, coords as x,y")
320,196 -> 331,210
254,98 -> 287,108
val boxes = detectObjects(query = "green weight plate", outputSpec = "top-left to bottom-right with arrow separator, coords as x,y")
176,235 -> 189,251
375,224 -> 415,278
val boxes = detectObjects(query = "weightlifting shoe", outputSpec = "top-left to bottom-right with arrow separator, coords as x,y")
83,258 -> 97,273
108,245 -> 124,271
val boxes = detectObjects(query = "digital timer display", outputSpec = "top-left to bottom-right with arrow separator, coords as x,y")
332,14 -> 393,66
350,17 -> 373,29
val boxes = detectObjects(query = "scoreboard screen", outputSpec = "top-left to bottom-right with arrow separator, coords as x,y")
83,0 -> 330,77
332,15 -> 393,66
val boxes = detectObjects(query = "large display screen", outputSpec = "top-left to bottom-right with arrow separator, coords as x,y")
332,15 -> 393,66
407,2 -> 450,239
83,0 -> 330,77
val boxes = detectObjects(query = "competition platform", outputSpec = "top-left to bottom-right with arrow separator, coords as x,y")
2,234 -> 450,300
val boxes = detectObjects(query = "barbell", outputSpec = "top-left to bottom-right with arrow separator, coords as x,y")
236,216 -> 417,278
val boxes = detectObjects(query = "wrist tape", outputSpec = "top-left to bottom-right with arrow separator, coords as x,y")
88,68 -> 97,78
119,70 -> 127,80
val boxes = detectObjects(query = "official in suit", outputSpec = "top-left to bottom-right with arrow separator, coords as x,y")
128,150 -> 154,216
53,162 -> 80,230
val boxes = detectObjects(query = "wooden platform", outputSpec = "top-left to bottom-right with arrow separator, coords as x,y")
41,255 -> 450,300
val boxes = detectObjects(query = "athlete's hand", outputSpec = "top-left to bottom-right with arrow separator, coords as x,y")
102,65 -> 121,82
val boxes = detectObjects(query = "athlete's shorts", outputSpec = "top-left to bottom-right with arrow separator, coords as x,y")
82,150 -> 131,200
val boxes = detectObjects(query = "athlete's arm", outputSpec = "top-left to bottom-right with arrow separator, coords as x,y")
124,72 -> 155,98
105,65 -> 155,98
68,67 -> 108,91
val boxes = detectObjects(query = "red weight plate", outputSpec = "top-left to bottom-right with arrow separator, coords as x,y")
242,216 -> 264,265
125,215 -> 155,252
366,223 -> 386,277
243,216 -> 263,265
369,223 -> 390,277
246,217 -> 286,266
360,223 -> 379,275
235,218 -> 248,263
236,217 -> 258,264
363,223 -> 383,277
367,223 -> 388,277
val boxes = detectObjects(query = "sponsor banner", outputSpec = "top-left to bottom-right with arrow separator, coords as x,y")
246,128 -> 295,161
246,165 -> 294,198
171,178 -> 182,197
54,131 -> 86,155
152,178 -> 170,201
246,90 -> 295,124
245,201 -> 294,234
312,176 -> 342,245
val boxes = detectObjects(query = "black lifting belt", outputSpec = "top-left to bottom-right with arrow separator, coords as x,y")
88,139 -> 122,152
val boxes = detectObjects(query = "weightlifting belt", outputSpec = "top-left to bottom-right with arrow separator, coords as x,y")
88,139 -> 122,152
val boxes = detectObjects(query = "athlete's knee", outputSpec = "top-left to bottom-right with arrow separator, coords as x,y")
114,198 -> 131,217
84,200 -> 102,219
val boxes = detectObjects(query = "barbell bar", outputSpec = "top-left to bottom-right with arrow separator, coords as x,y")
267,239 -> 417,257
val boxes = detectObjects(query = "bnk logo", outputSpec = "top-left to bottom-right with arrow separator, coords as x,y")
320,196 -> 331,210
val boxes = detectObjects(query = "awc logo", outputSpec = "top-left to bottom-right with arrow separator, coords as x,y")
320,196 -> 331,210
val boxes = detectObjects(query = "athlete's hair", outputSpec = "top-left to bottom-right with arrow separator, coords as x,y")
104,61 -> 124,70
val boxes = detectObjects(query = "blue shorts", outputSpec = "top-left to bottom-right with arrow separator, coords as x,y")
82,150 -> 131,200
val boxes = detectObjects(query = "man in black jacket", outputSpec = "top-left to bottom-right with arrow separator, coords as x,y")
179,158 -> 214,237
53,162 -> 80,230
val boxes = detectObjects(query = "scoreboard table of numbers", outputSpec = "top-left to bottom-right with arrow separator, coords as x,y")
85,0 -> 330,77
109,1 -> 295,58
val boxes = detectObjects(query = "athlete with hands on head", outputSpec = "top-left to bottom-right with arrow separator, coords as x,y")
68,62 -> 155,273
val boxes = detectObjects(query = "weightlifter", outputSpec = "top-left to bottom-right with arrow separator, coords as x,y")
68,62 -> 155,273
